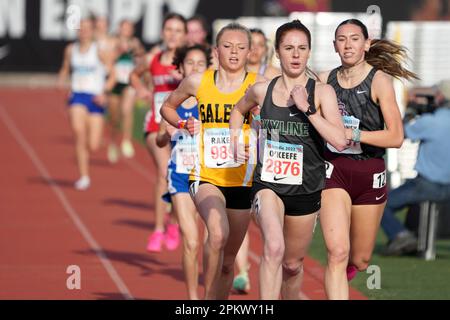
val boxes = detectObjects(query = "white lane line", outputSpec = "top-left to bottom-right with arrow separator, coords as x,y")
124,158 -> 154,183
0,104 -> 134,300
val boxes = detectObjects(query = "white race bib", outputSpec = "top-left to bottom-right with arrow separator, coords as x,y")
115,61 -> 134,84
325,161 -> 334,179
327,115 -> 363,154
72,71 -> 97,94
175,134 -> 197,174
203,128 -> 241,168
153,92 -> 170,123
373,170 -> 387,189
261,140 -> 303,185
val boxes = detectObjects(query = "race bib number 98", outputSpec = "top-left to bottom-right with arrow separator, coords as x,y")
261,140 -> 303,185
203,128 -> 241,169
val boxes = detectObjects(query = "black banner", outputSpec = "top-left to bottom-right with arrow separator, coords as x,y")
0,0 -> 245,72
0,0 -> 430,73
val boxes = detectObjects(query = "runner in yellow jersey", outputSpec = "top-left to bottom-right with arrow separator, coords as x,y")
161,23 -> 265,299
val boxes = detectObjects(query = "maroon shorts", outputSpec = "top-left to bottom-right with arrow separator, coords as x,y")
324,152 -> 387,205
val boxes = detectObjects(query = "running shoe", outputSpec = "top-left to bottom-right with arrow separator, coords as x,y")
233,272 -> 250,294
146,231 -> 164,252
346,264 -> 358,281
74,176 -> 90,191
164,223 -> 180,251
107,143 -> 119,163
121,140 -> 135,158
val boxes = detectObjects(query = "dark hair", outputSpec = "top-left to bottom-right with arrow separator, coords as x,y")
188,14 -> 210,34
250,28 -> 266,38
215,22 -> 252,48
172,44 -> 212,70
335,19 -> 419,80
119,19 -> 133,27
275,19 -> 311,50
163,12 -> 187,33
275,20 -> 318,80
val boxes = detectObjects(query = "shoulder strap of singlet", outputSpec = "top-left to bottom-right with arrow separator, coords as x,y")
306,77 -> 316,107
366,67 -> 378,83
262,76 -> 280,108
326,67 -> 339,85
149,52 -> 162,69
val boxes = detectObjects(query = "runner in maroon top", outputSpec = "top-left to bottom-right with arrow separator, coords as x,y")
318,19 -> 418,300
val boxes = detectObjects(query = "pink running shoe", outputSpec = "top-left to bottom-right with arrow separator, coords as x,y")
146,231 -> 164,252
164,223 -> 180,251
346,264 -> 358,281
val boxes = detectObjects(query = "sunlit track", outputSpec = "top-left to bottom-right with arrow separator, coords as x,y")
0,103 -> 134,300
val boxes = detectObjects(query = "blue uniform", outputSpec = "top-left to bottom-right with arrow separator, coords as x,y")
163,105 -> 198,202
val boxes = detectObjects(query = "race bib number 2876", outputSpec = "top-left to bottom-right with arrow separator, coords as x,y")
261,140 -> 303,185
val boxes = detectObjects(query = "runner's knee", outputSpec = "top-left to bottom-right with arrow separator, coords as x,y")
327,245 -> 350,266
263,239 -> 285,265
207,229 -> 229,251
351,256 -> 371,272
89,141 -> 101,152
282,258 -> 304,276
183,238 -> 200,255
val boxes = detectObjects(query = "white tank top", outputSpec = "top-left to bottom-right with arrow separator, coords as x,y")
71,42 -> 106,95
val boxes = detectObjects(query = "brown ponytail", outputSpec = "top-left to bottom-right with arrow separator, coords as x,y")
336,19 -> 419,81
366,39 -> 419,81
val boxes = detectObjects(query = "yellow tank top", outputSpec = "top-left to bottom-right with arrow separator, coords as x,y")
190,69 -> 257,187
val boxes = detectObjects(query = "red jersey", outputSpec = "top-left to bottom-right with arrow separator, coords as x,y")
144,52 -> 181,134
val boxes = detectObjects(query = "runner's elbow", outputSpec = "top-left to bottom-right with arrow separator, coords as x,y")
391,136 -> 404,148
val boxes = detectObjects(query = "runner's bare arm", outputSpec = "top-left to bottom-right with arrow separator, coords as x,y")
160,73 -> 202,129
306,83 -> 347,151
156,121 -> 171,148
229,81 -> 267,161
230,81 -> 267,131
130,52 -> 154,99
357,71 -> 404,148
99,51 -> 116,93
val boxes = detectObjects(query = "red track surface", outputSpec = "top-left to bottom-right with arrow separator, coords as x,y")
0,88 -> 366,300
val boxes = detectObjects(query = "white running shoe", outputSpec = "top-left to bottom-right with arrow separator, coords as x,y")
121,140 -> 135,158
107,143 -> 119,163
74,176 -> 91,191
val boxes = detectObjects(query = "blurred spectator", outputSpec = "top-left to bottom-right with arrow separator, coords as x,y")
411,0 -> 450,21
380,80 -> 450,255
246,28 -> 280,79
187,15 -> 210,47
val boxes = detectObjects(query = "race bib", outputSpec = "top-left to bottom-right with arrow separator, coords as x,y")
325,161 -> 334,179
373,170 -> 387,189
261,140 -> 303,185
153,92 -> 170,123
203,128 -> 241,168
327,115 -> 363,154
175,134 -> 198,174
115,61 -> 134,84
72,71 -> 97,93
